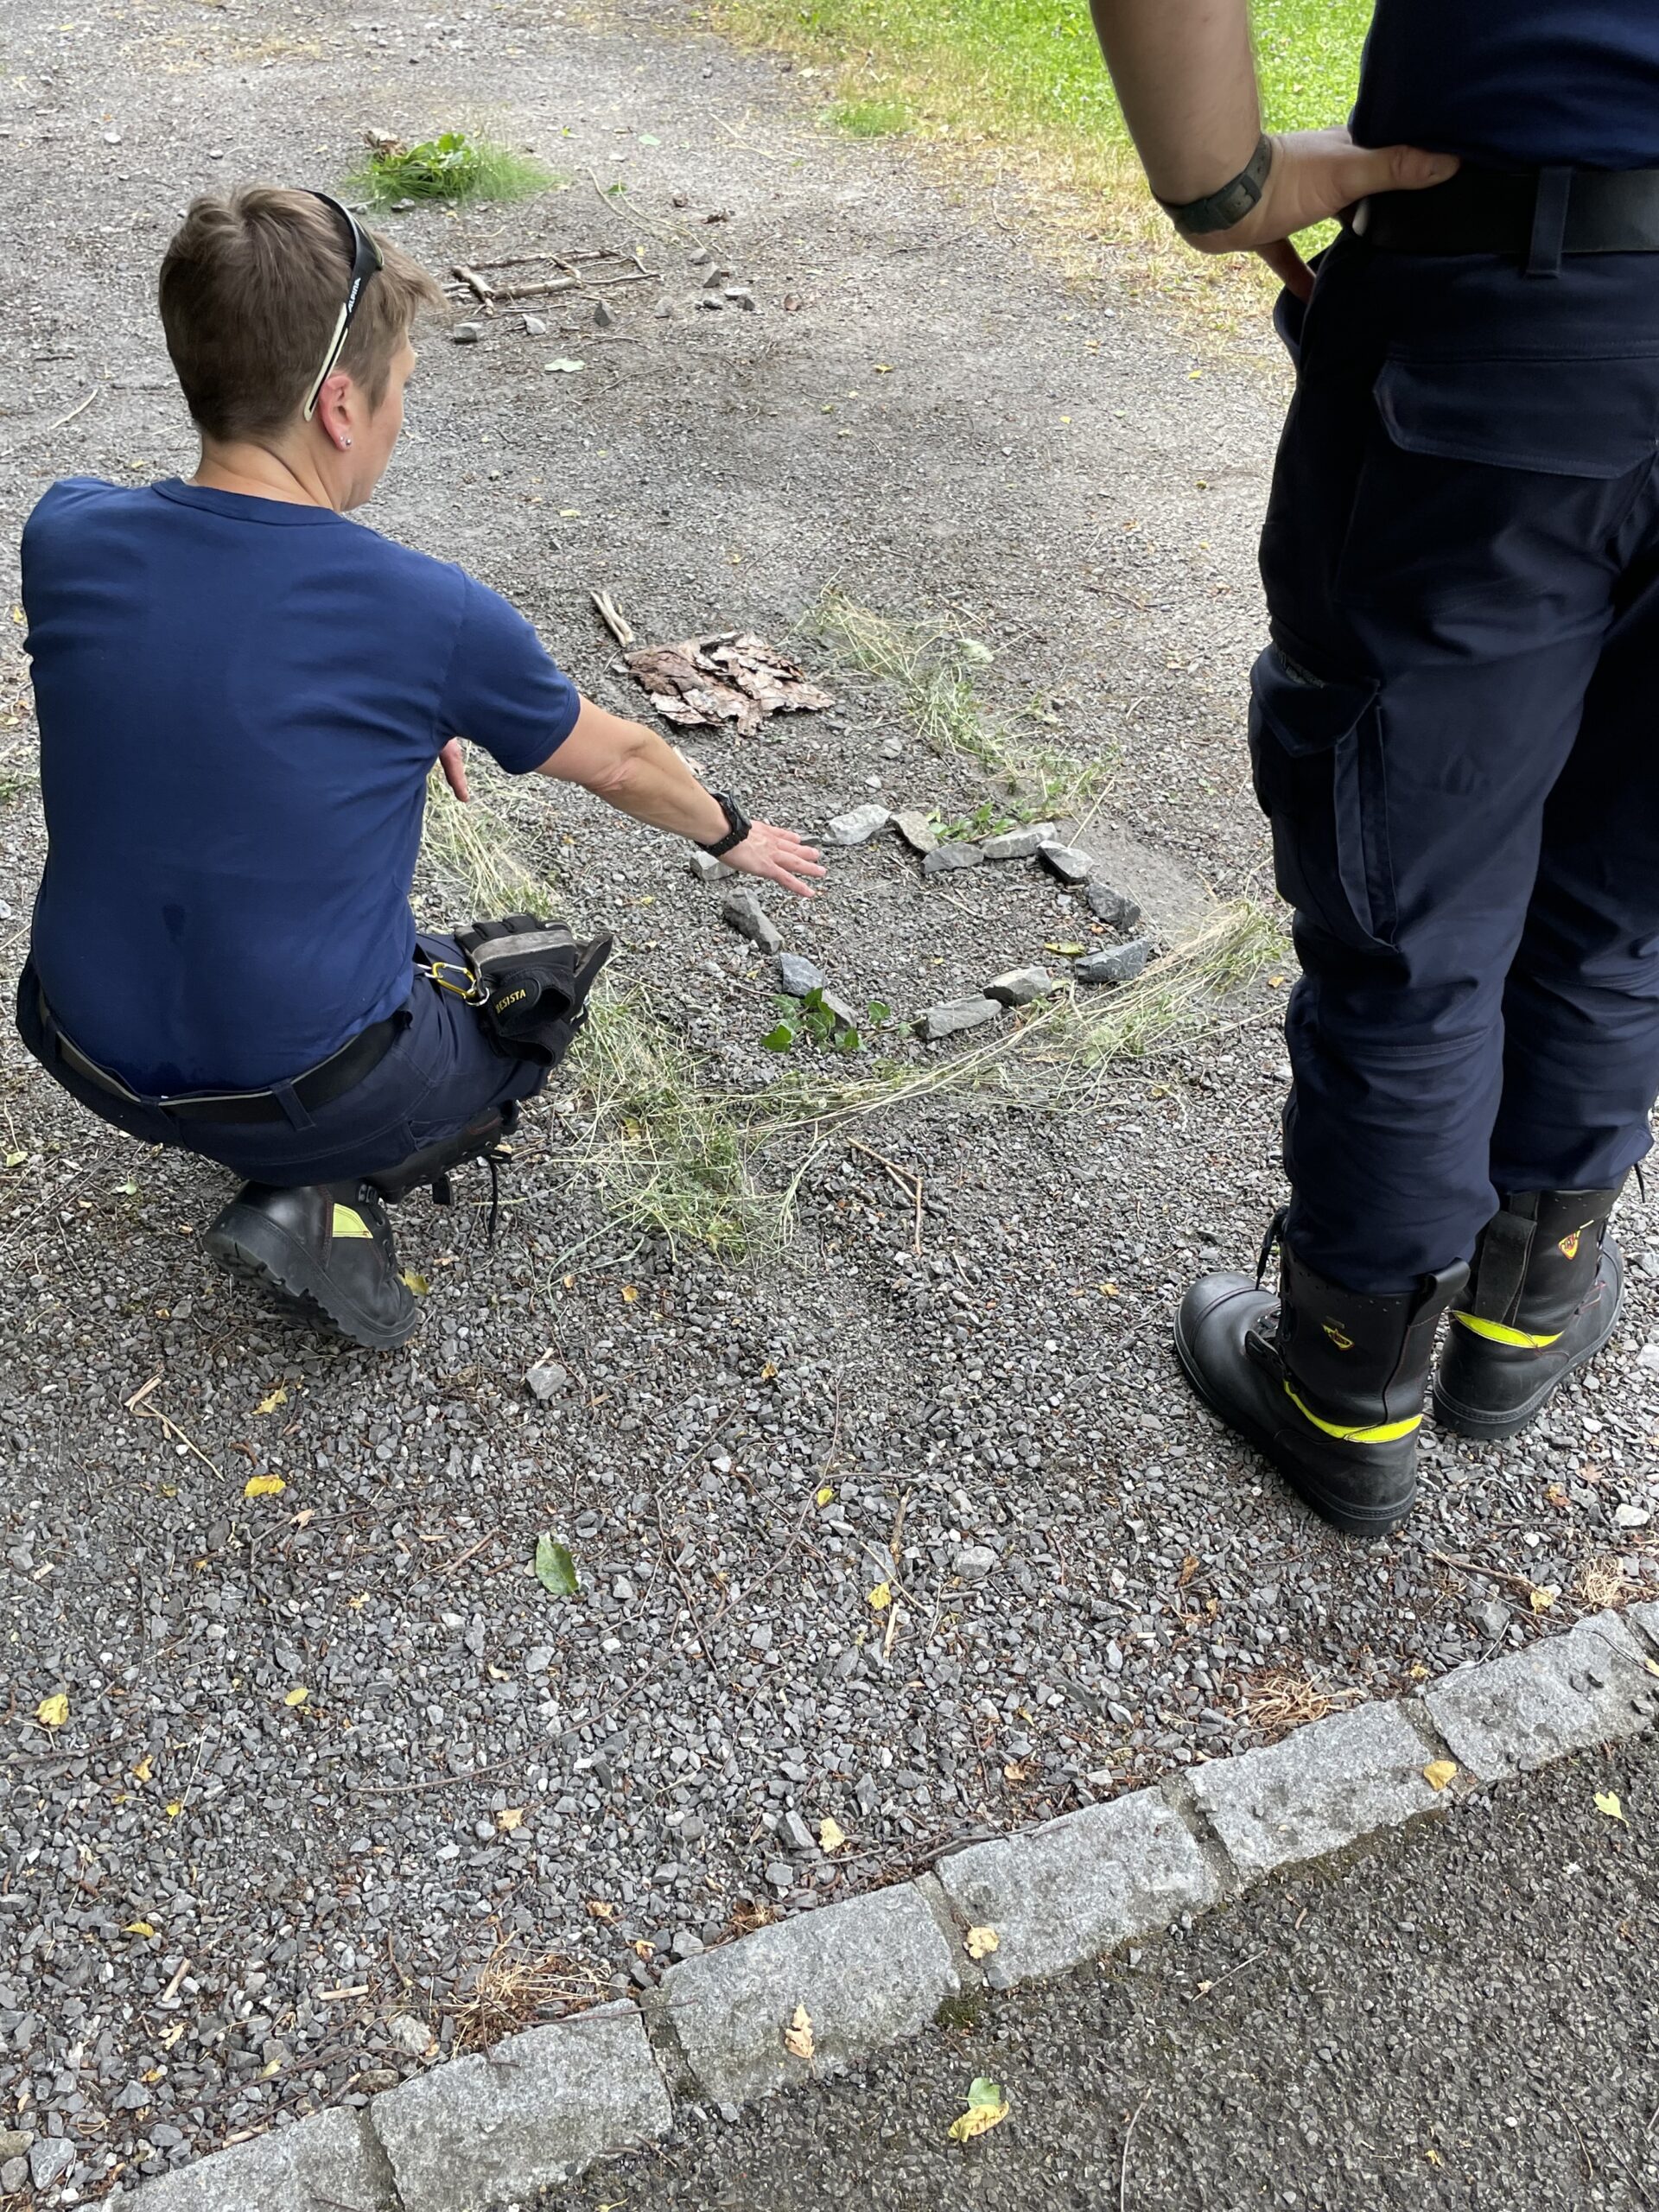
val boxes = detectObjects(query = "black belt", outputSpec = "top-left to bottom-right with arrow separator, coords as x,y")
42,988 -> 400,1122
1359,164 -> 1659,259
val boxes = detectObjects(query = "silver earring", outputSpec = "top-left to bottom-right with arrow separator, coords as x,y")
341,435 -> 353,448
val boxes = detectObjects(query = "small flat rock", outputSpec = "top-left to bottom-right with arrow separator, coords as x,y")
952,1544 -> 997,1580
986,967 -> 1055,1007
778,952 -> 828,997
525,1361 -> 568,1402
914,996 -> 1001,1042
981,823 -> 1055,861
386,2012 -> 435,2056
723,284 -> 758,309
936,1788 -> 1217,1990
1075,939 -> 1154,987
721,893 -> 783,954
1086,881 -> 1144,931
689,849 -> 735,884
778,1809 -> 816,1853
825,804 -> 891,846
921,842 -> 985,877
125,2109 -> 393,2211
449,321 -> 482,345
1614,1502 -> 1652,1529
1039,842 -> 1094,885
522,313 -> 548,335
892,810 -> 938,855
658,1884 -> 958,2103
1632,1601 -> 1659,1648
372,2005 -> 671,2211
0,2162 -> 26,2198
1422,1611 -> 1655,1781
1190,1700 -> 1445,1880
30,2140 -> 76,2191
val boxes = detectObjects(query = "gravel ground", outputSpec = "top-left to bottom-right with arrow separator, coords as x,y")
541,1735 -> 1659,2212
1,0 -> 1657,2202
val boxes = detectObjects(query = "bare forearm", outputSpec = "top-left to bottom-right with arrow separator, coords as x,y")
1088,0 -> 1260,201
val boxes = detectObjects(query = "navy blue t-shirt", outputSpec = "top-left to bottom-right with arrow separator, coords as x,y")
1352,1 -> 1659,169
22,479 -> 581,1093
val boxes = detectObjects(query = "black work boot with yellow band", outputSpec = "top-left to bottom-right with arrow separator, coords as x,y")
1433,1183 -> 1625,1441
1175,1217 -> 1468,1536
205,1179 -> 418,1350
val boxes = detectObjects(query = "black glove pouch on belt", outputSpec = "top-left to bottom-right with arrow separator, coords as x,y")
440,914 -> 614,1066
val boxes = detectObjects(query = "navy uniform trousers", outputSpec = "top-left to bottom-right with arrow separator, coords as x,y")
1257,225 -> 1659,1293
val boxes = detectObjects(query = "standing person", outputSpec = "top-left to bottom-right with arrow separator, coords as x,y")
18,186 -> 823,1350
1087,2 -> 1659,1532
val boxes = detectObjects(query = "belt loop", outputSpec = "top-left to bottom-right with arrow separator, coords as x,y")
1526,167 -> 1572,277
269,1078 -> 316,1134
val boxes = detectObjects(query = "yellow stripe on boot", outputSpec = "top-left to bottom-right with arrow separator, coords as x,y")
1449,1309 -> 1561,1350
331,1204 -> 374,1240
1283,1382 -> 1423,1446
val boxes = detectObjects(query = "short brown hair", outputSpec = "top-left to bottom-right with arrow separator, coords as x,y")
158,185 -> 444,441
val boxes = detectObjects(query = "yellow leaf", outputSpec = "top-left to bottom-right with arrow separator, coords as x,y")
563,1273 -> 575,1289
165,1801 -> 183,1818
498,1807 -> 524,1832
621,1284 -> 639,1303
348,1592 -> 369,1610
948,2076 -> 1009,2145
132,1754 -> 153,1783
400,1270 -> 430,1296
1646,1657 -> 1659,1680
1529,1583 -> 1558,1612
254,1385 -> 287,1415
585,1898 -> 617,1921
867,1582 -> 892,1611
816,1485 -> 836,1507
818,1816 -> 847,1853
35,1693 -> 68,1729
1594,1790 -> 1625,1822
283,1686 -> 309,1707
964,1925 -> 1000,1961
123,1920 -> 156,1938
244,1474 -> 286,1499
1426,2147 -> 1443,2168
783,2004 -> 815,2062
1422,1759 -> 1458,1793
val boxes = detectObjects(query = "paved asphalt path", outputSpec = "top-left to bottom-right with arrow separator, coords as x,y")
546,1736 -> 1659,2211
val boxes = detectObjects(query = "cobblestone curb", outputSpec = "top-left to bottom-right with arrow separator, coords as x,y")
119,1605 -> 1659,2212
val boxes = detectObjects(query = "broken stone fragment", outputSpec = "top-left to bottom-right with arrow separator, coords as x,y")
892,810 -> 938,855
1075,939 -> 1154,986
1086,880 -> 1143,931
1039,842 -> 1095,885
914,996 -> 1002,1041
522,313 -> 548,336
981,823 -> 1055,861
593,298 -> 613,327
820,990 -> 861,1032
525,1361 -> 569,1402
688,849 -> 734,884
723,284 -> 758,310
450,321 -> 482,344
985,967 -> 1056,1007
921,842 -> 986,877
721,892 -> 783,955
777,952 -> 828,997
825,804 -> 891,845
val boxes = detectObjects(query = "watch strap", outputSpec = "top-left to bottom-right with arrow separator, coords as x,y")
699,791 -> 752,858
1156,135 -> 1273,237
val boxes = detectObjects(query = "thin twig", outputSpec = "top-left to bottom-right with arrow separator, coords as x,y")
1120,2091 -> 1151,2212
587,168 -> 679,246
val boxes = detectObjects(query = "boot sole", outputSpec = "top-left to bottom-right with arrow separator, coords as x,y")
1173,1307 -> 1413,1538
205,1208 -> 419,1351
1431,1278 -> 1623,1442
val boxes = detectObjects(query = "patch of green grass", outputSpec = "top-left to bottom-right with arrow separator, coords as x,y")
349,128 -> 558,207
419,765 -> 562,919
815,595 -> 1116,822
710,0 -> 1369,307
830,96 -> 912,138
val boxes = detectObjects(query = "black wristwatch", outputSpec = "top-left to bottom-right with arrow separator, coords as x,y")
1156,134 -> 1273,237
698,791 -> 752,857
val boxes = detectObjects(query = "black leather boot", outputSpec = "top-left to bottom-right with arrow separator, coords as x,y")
1433,1183 -> 1624,1441
204,1179 -> 418,1349
1175,1217 -> 1468,1536
367,1102 -> 519,1205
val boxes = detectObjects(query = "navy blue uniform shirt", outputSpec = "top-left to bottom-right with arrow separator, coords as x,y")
1353,0 -> 1659,169
21,479 -> 580,1093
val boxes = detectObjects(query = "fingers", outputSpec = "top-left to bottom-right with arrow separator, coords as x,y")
438,738 -> 470,803
1255,238 -> 1314,301
726,824 -> 827,898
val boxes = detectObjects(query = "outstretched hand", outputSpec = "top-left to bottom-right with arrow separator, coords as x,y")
438,737 -> 470,802
1184,128 -> 1459,300
724,823 -> 826,899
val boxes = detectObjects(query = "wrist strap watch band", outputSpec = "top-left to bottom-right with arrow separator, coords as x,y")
1156,134 -> 1273,236
698,791 -> 752,858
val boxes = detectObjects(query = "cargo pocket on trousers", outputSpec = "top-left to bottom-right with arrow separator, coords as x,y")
1249,644 -> 1395,954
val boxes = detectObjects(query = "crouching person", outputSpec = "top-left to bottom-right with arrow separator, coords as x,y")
17,186 -> 821,1348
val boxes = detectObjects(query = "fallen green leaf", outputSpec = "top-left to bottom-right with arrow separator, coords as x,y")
544,357 -> 585,373
400,1270 -> 431,1296
948,2075 -> 1008,2144
535,1534 -> 580,1598
761,1022 -> 797,1052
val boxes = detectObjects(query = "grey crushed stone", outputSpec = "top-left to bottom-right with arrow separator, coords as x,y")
823,806 -> 890,847
0,0 -> 1656,2202
979,825 -> 1054,861
719,891 -> 783,954
1075,939 -> 1154,986
983,969 -> 1054,1007
1037,844 -> 1093,886
890,812 -> 938,856
777,953 -> 828,998
920,844 -> 985,877
914,998 -> 1002,1041
1084,881 -> 1143,930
